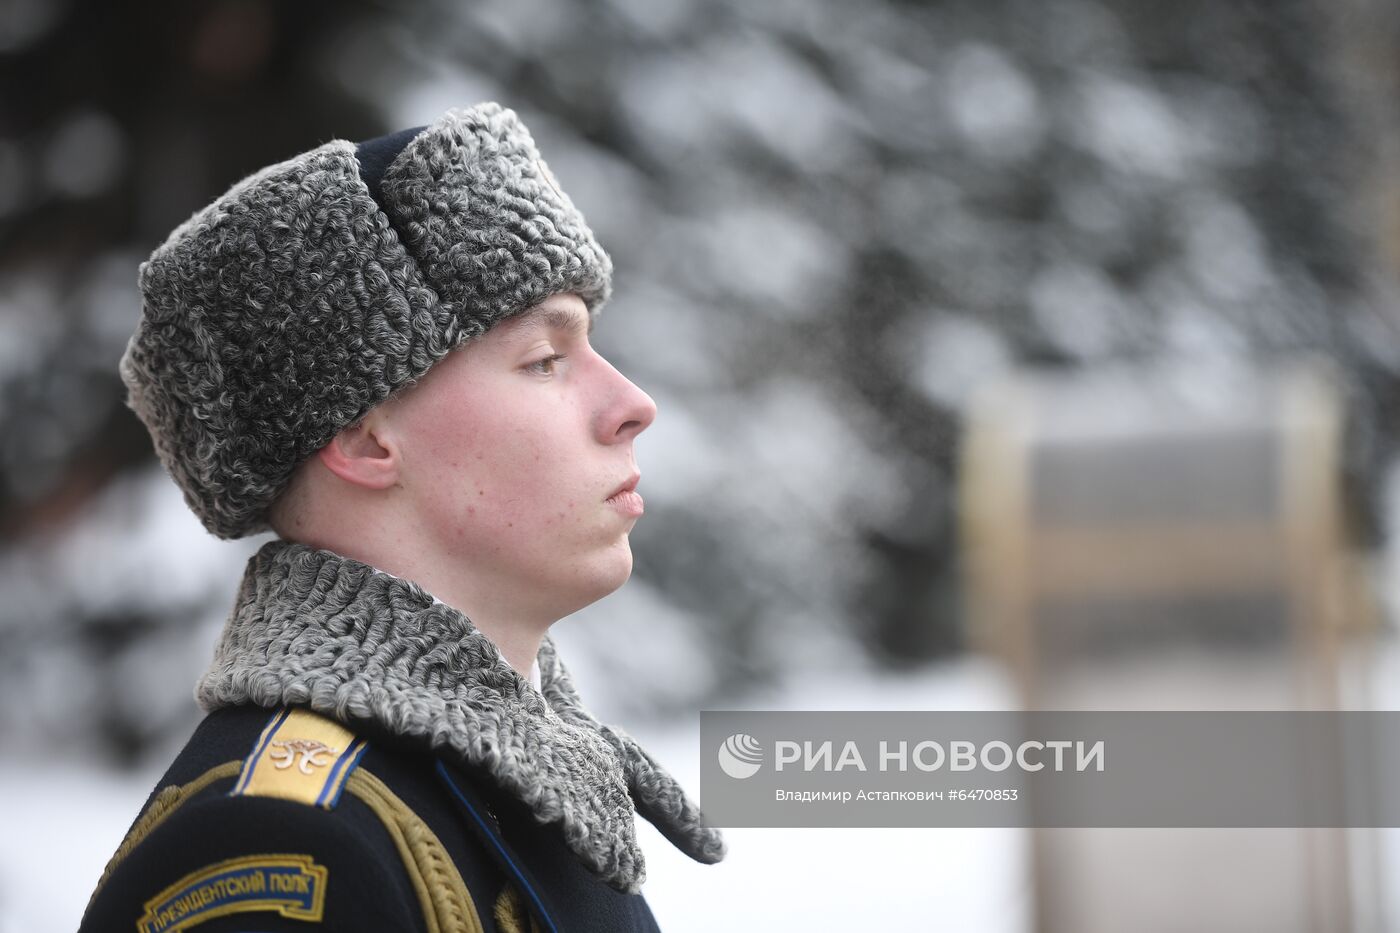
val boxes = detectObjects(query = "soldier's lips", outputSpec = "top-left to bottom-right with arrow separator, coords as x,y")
605,489 -> 644,516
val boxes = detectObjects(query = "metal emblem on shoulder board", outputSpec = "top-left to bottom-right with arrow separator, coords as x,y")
269,738 -> 339,774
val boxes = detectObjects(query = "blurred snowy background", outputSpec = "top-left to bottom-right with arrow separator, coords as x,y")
6,0 -> 1400,930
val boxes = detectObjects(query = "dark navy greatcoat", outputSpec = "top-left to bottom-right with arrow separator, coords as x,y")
79,704 -> 663,933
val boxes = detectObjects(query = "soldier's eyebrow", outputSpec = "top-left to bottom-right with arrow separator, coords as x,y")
508,305 -> 593,342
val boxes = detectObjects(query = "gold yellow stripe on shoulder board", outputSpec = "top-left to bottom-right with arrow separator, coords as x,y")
231,708 -> 369,809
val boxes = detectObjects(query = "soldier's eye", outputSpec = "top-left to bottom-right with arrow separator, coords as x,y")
526,354 -> 566,376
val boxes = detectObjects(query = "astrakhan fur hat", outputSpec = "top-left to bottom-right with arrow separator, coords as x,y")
120,103 -> 612,539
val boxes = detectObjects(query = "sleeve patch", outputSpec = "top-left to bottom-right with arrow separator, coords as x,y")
137,853 -> 327,933
232,707 -> 369,808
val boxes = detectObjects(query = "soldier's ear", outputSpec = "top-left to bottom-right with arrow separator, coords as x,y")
315,409 -> 401,491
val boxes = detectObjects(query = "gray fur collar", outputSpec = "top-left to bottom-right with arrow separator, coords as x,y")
195,539 -> 726,893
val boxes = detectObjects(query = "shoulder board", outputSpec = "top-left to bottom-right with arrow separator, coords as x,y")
231,707 -> 369,809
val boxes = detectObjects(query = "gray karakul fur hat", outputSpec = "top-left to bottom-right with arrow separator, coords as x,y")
120,103 -> 612,539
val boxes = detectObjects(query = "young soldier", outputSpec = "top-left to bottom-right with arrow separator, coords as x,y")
80,103 -> 726,933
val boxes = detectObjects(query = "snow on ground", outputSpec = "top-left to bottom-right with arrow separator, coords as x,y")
0,757 -> 164,933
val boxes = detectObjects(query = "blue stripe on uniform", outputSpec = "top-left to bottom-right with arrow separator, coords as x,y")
317,738 -> 370,808
231,707 -> 291,796
435,761 -> 559,933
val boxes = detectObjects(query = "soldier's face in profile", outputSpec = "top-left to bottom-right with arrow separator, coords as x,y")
382,292 -> 658,618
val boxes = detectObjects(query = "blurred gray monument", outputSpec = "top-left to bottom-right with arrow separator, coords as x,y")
962,359 -> 1378,933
